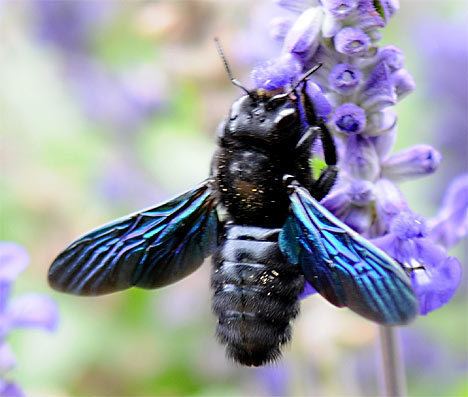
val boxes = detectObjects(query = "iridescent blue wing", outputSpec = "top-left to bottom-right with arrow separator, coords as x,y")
49,181 -> 219,296
279,182 -> 418,325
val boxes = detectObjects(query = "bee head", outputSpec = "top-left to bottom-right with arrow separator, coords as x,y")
225,91 -> 300,147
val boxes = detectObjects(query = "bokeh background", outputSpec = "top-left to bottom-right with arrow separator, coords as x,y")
1,0 -> 467,396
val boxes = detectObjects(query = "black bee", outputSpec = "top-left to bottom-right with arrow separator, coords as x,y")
48,42 -> 417,367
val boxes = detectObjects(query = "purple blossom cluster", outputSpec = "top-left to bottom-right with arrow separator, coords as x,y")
32,0 -> 165,134
251,0 -> 465,315
0,243 -> 59,397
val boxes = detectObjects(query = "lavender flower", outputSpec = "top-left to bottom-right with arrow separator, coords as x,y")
0,242 -> 59,396
252,0 -> 464,314
372,212 -> 462,315
31,1 -> 165,134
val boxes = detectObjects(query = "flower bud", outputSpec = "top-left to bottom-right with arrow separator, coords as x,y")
328,63 -> 362,94
377,45 -> 404,71
381,145 -> 441,181
334,27 -> 371,56
377,0 -> 400,22
283,7 -> 324,58
331,103 -> 367,134
392,68 -> 416,100
322,0 -> 358,19
305,81 -> 333,120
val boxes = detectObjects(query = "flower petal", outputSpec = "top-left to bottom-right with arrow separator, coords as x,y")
334,27 -> 371,56
0,381 -> 25,397
322,0 -> 358,19
283,7 -> 324,59
305,81 -> 332,120
377,45 -> 404,72
392,68 -> 416,100
381,145 -> 441,182
328,63 -> 362,94
7,294 -> 59,332
410,255 -> 462,316
0,243 -> 29,284
331,103 -> 367,134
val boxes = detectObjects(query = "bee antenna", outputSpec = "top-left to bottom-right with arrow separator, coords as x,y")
267,63 -> 323,105
214,37 -> 252,97
286,63 -> 323,96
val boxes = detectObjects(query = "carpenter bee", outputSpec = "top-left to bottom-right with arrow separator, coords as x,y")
48,41 -> 418,367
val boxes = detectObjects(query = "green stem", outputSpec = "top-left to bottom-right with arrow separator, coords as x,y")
378,326 -> 407,397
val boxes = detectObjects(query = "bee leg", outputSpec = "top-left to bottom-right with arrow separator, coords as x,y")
299,83 -> 338,201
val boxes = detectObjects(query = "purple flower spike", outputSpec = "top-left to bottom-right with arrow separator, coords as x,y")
382,145 -> 441,181
392,68 -> 416,100
328,63 -> 362,94
305,81 -> 332,120
283,7 -> 324,60
322,0 -> 358,19
332,103 -> 367,134
0,242 -> 59,394
430,174 -> 468,248
377,45 -> 404,72
334,27 -> 370,56
251,53 -> 302,90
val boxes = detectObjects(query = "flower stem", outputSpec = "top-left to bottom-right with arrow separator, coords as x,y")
378,326 -> 407,397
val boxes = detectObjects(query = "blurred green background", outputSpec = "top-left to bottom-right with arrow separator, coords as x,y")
1,1 -> 466,396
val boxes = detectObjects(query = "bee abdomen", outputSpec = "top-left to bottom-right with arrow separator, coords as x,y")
211,225 -> 304,367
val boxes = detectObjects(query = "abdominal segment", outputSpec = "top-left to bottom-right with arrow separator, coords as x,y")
211,225 -> 304,366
